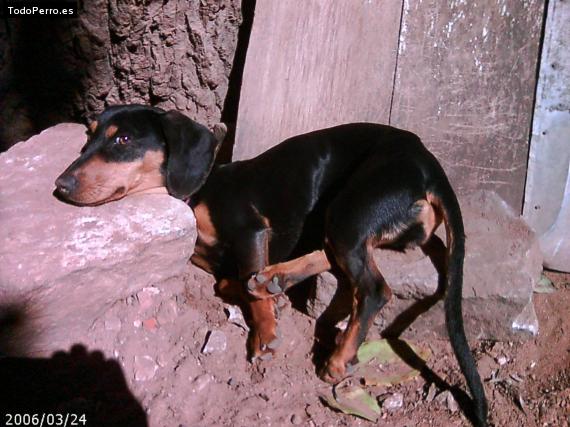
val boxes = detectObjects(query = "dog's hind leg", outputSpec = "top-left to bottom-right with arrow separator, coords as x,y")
319,236 -> 392,382
317,158 -> 434,382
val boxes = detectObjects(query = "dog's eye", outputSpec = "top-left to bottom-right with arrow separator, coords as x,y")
115,135 -> 130,145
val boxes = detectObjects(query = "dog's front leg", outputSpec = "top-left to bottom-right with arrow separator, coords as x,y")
231,229 -> 281,361
217,278 -> 280,361
246,250 -> 332,299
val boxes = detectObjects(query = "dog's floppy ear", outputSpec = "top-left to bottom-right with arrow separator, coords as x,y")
159,110 -> 220,199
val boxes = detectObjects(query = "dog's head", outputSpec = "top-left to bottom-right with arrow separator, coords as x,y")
55,105 -> 221,205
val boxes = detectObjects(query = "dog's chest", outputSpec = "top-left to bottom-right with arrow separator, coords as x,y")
193,203 -> 218,246
190,203 -> 222,274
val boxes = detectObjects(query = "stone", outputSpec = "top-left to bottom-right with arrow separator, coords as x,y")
308,191 -> 542,341
134,355 -> 158,381
143,318 -> 158,331
306,272 -> 340,321
224,304 -> 249,330
201,330 -> 227,354
0,124 -> 197,355
477,354 -> 497,380
496,356 -> 509,366
290,414 -> 303,425
104,316 -> 122,331
435,390 -> 459,413
157,300 -> 179,325
137,287 -> 160,312
446,393 -> 459,413
156,353 -> 169,368
381,392 -> 404,411
425,383 -> 437,402
191,373 -> 212,393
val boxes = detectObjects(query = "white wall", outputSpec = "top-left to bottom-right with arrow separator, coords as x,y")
523,0 -> 570,271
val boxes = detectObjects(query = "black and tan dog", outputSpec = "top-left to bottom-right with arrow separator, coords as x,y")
55,105 -> 487,426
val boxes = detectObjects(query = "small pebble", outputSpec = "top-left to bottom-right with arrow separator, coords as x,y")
202,330 -> 227,354
497,355 -> 509,365
143,317 -> 158,331
157,300 -> 178,325
191,373 -> 212,393
446,392 -> 459,413
382,392 -> 404,411
225,305 -> 249,330
104,316 -> 121,331
157,352 -> 169,368
137,287 -> 160,311
133,355 -> 158,381
291,414 -> 303,425
435,390 -> 458,413
425,383 -> 437,402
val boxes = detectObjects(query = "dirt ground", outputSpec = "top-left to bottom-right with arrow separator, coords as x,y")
2,270 -> 569,427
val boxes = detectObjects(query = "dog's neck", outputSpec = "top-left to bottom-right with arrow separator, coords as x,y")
187,162 -> 223,208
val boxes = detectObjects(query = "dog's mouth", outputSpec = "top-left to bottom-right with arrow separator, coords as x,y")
84,186 -> 127,206
55,181 -> 128,207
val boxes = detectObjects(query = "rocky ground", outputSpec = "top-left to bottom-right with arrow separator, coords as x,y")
2,269 -> 569,427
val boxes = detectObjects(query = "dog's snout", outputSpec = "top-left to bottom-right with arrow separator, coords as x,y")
55,174 -> 78,196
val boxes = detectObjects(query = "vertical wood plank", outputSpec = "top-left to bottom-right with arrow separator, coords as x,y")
234,0 -> 403,160
391,0 -> 545,210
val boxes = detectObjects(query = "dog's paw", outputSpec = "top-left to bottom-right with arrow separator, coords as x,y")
247,271 -> 284,299
319,357 -> 355,384
248,328 -> 283,362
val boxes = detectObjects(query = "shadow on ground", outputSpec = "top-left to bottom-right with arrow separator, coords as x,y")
0,344 -> 147,427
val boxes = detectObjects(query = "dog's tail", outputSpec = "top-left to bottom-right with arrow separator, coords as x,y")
429,183 -> 488,427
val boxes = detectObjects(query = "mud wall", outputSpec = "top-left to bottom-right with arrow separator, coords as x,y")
0,0 -> 242,150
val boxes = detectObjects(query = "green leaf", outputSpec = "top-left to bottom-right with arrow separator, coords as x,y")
319,379 -> 381,422
356,339 -> 399,365
319,339 -> 430,421
355,339 -> 430,387
533,275 -> 556,294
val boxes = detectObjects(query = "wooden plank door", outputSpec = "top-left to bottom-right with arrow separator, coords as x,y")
390,0 -> 545,210
234,0 -> 403,160
234,0 -> 545,212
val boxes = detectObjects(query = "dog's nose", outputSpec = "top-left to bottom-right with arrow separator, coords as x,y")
55,174 -> 78,196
